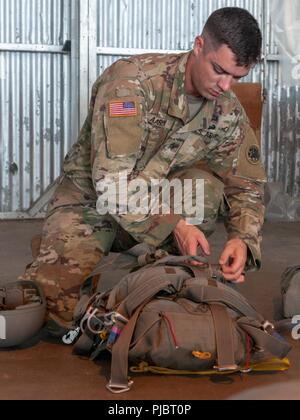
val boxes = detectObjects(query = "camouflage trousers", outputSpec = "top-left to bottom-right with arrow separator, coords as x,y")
20,168 -> 225,325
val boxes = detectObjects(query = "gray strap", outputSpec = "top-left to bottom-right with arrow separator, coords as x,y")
153,255 -> 208,267
281,265 -> 300,293
108,304 -> 144,393
179,284 -> 264,322
117,276 -> 173,318
116,266 -> 263,322
210,304 -> 238,371
0,282 -> 26,309
238,318 -> 292,359
87,247 -> 172,294
88,253 -> 135,278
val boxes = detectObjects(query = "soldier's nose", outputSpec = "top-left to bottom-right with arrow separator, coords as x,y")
217,75 -> 232,93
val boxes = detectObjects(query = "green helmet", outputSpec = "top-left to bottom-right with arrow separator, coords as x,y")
0,281 -> 46,348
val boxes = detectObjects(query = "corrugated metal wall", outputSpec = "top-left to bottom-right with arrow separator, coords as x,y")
96,0 -> 263,84
0,0 -> 299,217
263,0 -> 300,197
0,0 -> 72,214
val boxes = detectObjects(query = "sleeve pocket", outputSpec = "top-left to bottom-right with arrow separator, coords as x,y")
104,97 -> 143,158
234,124 -> 267,183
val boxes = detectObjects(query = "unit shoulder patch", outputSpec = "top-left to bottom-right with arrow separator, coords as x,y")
246,145 -> 261,165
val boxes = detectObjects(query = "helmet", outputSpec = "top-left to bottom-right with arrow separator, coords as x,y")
0,281 -> 46,348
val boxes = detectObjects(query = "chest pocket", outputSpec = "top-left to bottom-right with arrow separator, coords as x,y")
135,113 -> 177,171
104,97 -> 144,158
171,134 -> 208,171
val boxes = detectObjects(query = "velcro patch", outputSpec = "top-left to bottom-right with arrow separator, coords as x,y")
246,145 -> 261,165
109,101 -> 138,118
165,267 -> 176,274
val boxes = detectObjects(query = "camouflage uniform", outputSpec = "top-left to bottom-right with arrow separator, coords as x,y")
21,52 -> 267,324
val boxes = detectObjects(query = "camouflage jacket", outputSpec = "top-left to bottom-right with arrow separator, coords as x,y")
63,52 -> 267,271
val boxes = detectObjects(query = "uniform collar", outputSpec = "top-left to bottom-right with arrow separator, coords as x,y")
178,99 -> 216,133
168,52 -> 216,129
168,52 -> 191,122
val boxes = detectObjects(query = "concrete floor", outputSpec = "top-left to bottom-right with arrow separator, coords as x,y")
0,219 -> 300,400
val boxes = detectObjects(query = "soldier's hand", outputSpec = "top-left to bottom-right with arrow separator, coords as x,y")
173,220 -> 210,266
219,239 -> 247,283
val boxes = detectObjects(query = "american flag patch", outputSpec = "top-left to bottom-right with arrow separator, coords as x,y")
109,101 -> 138,117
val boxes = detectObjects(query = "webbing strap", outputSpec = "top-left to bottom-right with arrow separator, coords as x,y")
115,265 -> 263,322
153,255 -> 208,267
117,276 -> 172,318
108,302 -> 238,392
210,304 -> 238,371
180,284 -> 263,321
108,305 -> 144,393
238,320 -> 292,360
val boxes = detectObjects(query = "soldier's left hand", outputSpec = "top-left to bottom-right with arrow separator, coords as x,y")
219,239 -> 248,283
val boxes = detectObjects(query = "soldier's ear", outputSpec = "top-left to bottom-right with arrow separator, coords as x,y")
193,36 -> 205,57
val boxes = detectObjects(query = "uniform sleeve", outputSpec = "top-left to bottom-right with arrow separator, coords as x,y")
90,60 -> 182,247
207,107 -> 267,272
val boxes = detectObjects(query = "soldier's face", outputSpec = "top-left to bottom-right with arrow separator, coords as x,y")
186,36 -> 251,100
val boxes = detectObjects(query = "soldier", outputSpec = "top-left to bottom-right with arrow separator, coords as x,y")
20,7 -> 267,329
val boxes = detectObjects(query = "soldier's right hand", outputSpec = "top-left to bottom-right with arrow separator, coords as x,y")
173,220 -> 210,266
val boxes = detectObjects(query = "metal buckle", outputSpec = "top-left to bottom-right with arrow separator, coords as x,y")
262,321 -> 275,334
111,312 -> 128,325
62,327 -> 81,345
81,308 -> 120,334
106,379 -> 134,394
214,364 -> 239,372
80,307 -> 104,334
80,305 -> 128,336
240,368 -> 253,374
87,310 -> 114,334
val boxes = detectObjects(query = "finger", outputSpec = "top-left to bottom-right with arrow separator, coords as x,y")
222,264 -> 244,279
227,275 -> 245,284
235,275 -> 245,284
183,256 -> 206,267
220,251 -> 244,274
219,247 -> 232,266
188,246 -> 208,267
189,260 -> 206,267
226,255 -> 243,273
221,262 -> 244,275
222,268 -> 244,282
197,234 -> 210,256
185,239 -> 199,257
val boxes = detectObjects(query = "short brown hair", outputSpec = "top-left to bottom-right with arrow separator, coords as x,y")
203,7 -> 262,66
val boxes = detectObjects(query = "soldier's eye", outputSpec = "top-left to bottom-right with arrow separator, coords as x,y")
213,65 -> 223,75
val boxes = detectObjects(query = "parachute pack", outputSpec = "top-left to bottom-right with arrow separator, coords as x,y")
62,245 -> 291,394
